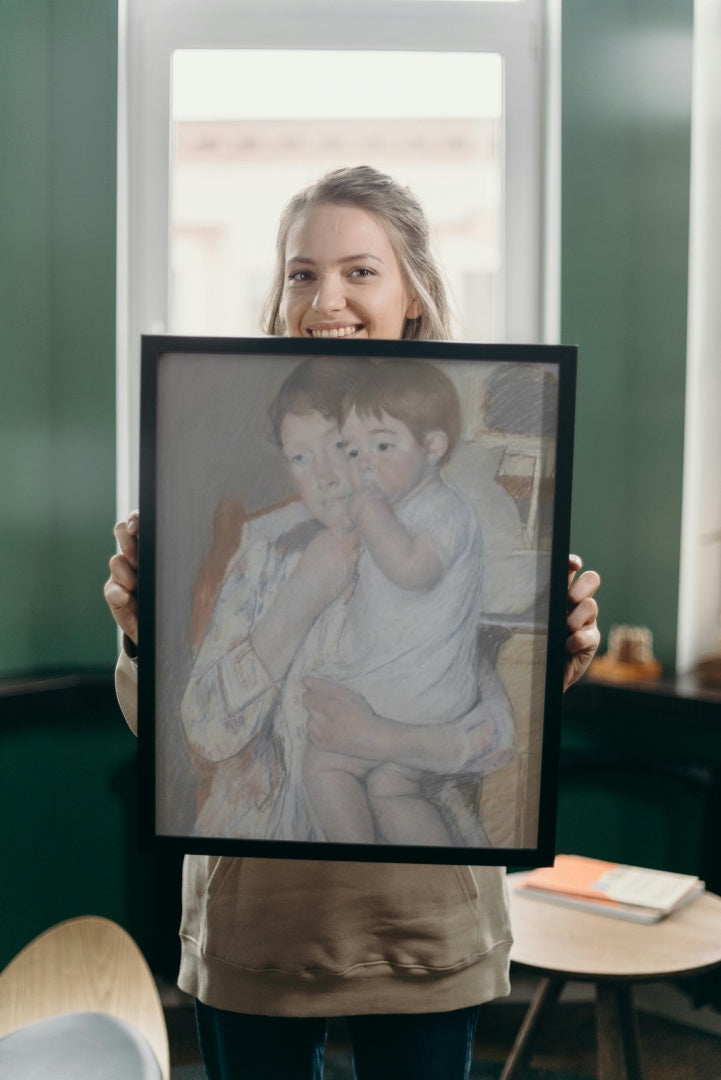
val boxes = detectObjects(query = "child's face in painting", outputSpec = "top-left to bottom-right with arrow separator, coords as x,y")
280,409 -> 352,527
341,407 -> 447,504
281,204 -> 421,341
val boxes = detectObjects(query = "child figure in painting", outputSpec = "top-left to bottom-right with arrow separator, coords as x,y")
303,359 -> 485,846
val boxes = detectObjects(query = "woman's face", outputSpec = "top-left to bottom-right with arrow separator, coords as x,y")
281,203 -> 421,341
279,409 -> 352,527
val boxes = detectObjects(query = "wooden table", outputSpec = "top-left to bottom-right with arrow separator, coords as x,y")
502,873 -> 721,1080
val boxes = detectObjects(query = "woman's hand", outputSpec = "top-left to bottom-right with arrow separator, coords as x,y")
302,676 -> 484,773
303,677 -> 387,758
103,510 -> 139,646
565,554 -> 601,690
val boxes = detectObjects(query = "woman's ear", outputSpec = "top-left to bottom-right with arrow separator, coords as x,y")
424,429 -> 448,464
406,296 -> 423,320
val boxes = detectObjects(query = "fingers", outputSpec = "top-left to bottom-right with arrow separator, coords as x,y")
565,560 -> 601,684
568,567 -> 601,609
567,552 -> 583,588
566,591 -> 599,635
108,551 -> 137,592
303,676 -> 362,703
113,510 -> 139,568
302,675 -> 346,705
566,622 -> 601,657
103,576 -> 138,643
105,511 -> 140,644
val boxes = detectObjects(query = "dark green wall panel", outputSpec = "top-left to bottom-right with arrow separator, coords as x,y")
0,683 -> 183,976
562,1 -> 693,669
0,3 -> 54,669
0,0 -> 118,675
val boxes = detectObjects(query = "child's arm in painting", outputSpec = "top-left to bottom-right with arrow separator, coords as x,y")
349,485 -> 442,590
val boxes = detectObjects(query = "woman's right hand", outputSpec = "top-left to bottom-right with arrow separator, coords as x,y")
103,510 -> 139,646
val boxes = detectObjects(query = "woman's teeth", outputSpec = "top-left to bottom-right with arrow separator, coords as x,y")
310,326 -> 360,338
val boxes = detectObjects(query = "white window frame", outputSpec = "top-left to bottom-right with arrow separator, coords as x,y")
676,0 -> 721,673
117,0 -> 559,511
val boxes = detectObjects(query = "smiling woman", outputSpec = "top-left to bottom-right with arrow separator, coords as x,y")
263,167 -> 450,341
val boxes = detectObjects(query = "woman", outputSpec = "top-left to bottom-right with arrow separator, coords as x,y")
106,166 -> 600,1080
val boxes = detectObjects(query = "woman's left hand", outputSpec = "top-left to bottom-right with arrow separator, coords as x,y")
565,554 -> 601,690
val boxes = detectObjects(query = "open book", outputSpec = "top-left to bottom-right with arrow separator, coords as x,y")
515,854 -> 705,923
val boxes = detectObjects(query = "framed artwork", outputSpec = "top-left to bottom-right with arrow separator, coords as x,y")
137,335 -> 576,865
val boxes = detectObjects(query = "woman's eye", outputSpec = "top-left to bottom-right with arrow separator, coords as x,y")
291,453 -> 307,465
288,270 -> 313,283
347,448 -> 359,460
377,442 -> 391,452
349,267 -> 374,279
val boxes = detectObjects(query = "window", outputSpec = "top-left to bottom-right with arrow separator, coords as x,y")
118,0 -> 557,509
169,49 -> 503,340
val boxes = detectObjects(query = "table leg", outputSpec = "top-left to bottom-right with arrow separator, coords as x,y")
499,976 -> 565,1080
596,982 -> 643,1080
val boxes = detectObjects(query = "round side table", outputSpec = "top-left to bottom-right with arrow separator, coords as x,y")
502,872 -> 721,1080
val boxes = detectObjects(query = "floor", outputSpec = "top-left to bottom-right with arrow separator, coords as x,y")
164,978 -> 721,1079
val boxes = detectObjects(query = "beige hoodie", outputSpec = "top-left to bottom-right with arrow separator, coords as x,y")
116,651 -> 512,1016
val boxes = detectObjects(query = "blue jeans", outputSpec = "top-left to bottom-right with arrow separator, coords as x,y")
195,1000 -> 481,1080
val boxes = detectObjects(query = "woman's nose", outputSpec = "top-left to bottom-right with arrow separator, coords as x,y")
312,273 -> 345,315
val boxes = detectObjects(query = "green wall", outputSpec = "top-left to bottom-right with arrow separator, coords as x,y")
0,0 -> 118,676
562,0 -> 693,669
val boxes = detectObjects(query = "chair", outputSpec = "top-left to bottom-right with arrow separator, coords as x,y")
0,915 -> 170,1079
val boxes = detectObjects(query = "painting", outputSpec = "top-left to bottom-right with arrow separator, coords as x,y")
137,336 -> 576,865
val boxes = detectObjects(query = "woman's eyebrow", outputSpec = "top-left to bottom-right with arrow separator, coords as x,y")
286,253 -> 384,266
339,253 -> 384,265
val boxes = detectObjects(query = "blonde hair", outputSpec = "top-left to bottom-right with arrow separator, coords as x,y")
262,166 -> 453,341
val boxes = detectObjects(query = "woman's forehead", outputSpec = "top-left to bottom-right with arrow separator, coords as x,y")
285,203 -> 395,262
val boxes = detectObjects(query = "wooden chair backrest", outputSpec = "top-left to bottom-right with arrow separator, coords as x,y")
0,916 -> 169,1080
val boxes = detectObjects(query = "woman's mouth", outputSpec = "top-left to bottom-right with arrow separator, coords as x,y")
307,324 -> 364,339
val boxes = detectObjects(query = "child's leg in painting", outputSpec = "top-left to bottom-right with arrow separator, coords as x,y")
303,745 -> 376,842
367,763 -> 453,846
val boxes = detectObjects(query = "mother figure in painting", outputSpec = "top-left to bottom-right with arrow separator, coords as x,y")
106,166 -> 600,1080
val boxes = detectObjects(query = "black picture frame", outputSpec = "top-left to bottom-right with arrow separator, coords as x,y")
138,335 -> 576,866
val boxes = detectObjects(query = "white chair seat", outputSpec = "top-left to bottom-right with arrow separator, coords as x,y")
0,1011 -> 162,1079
